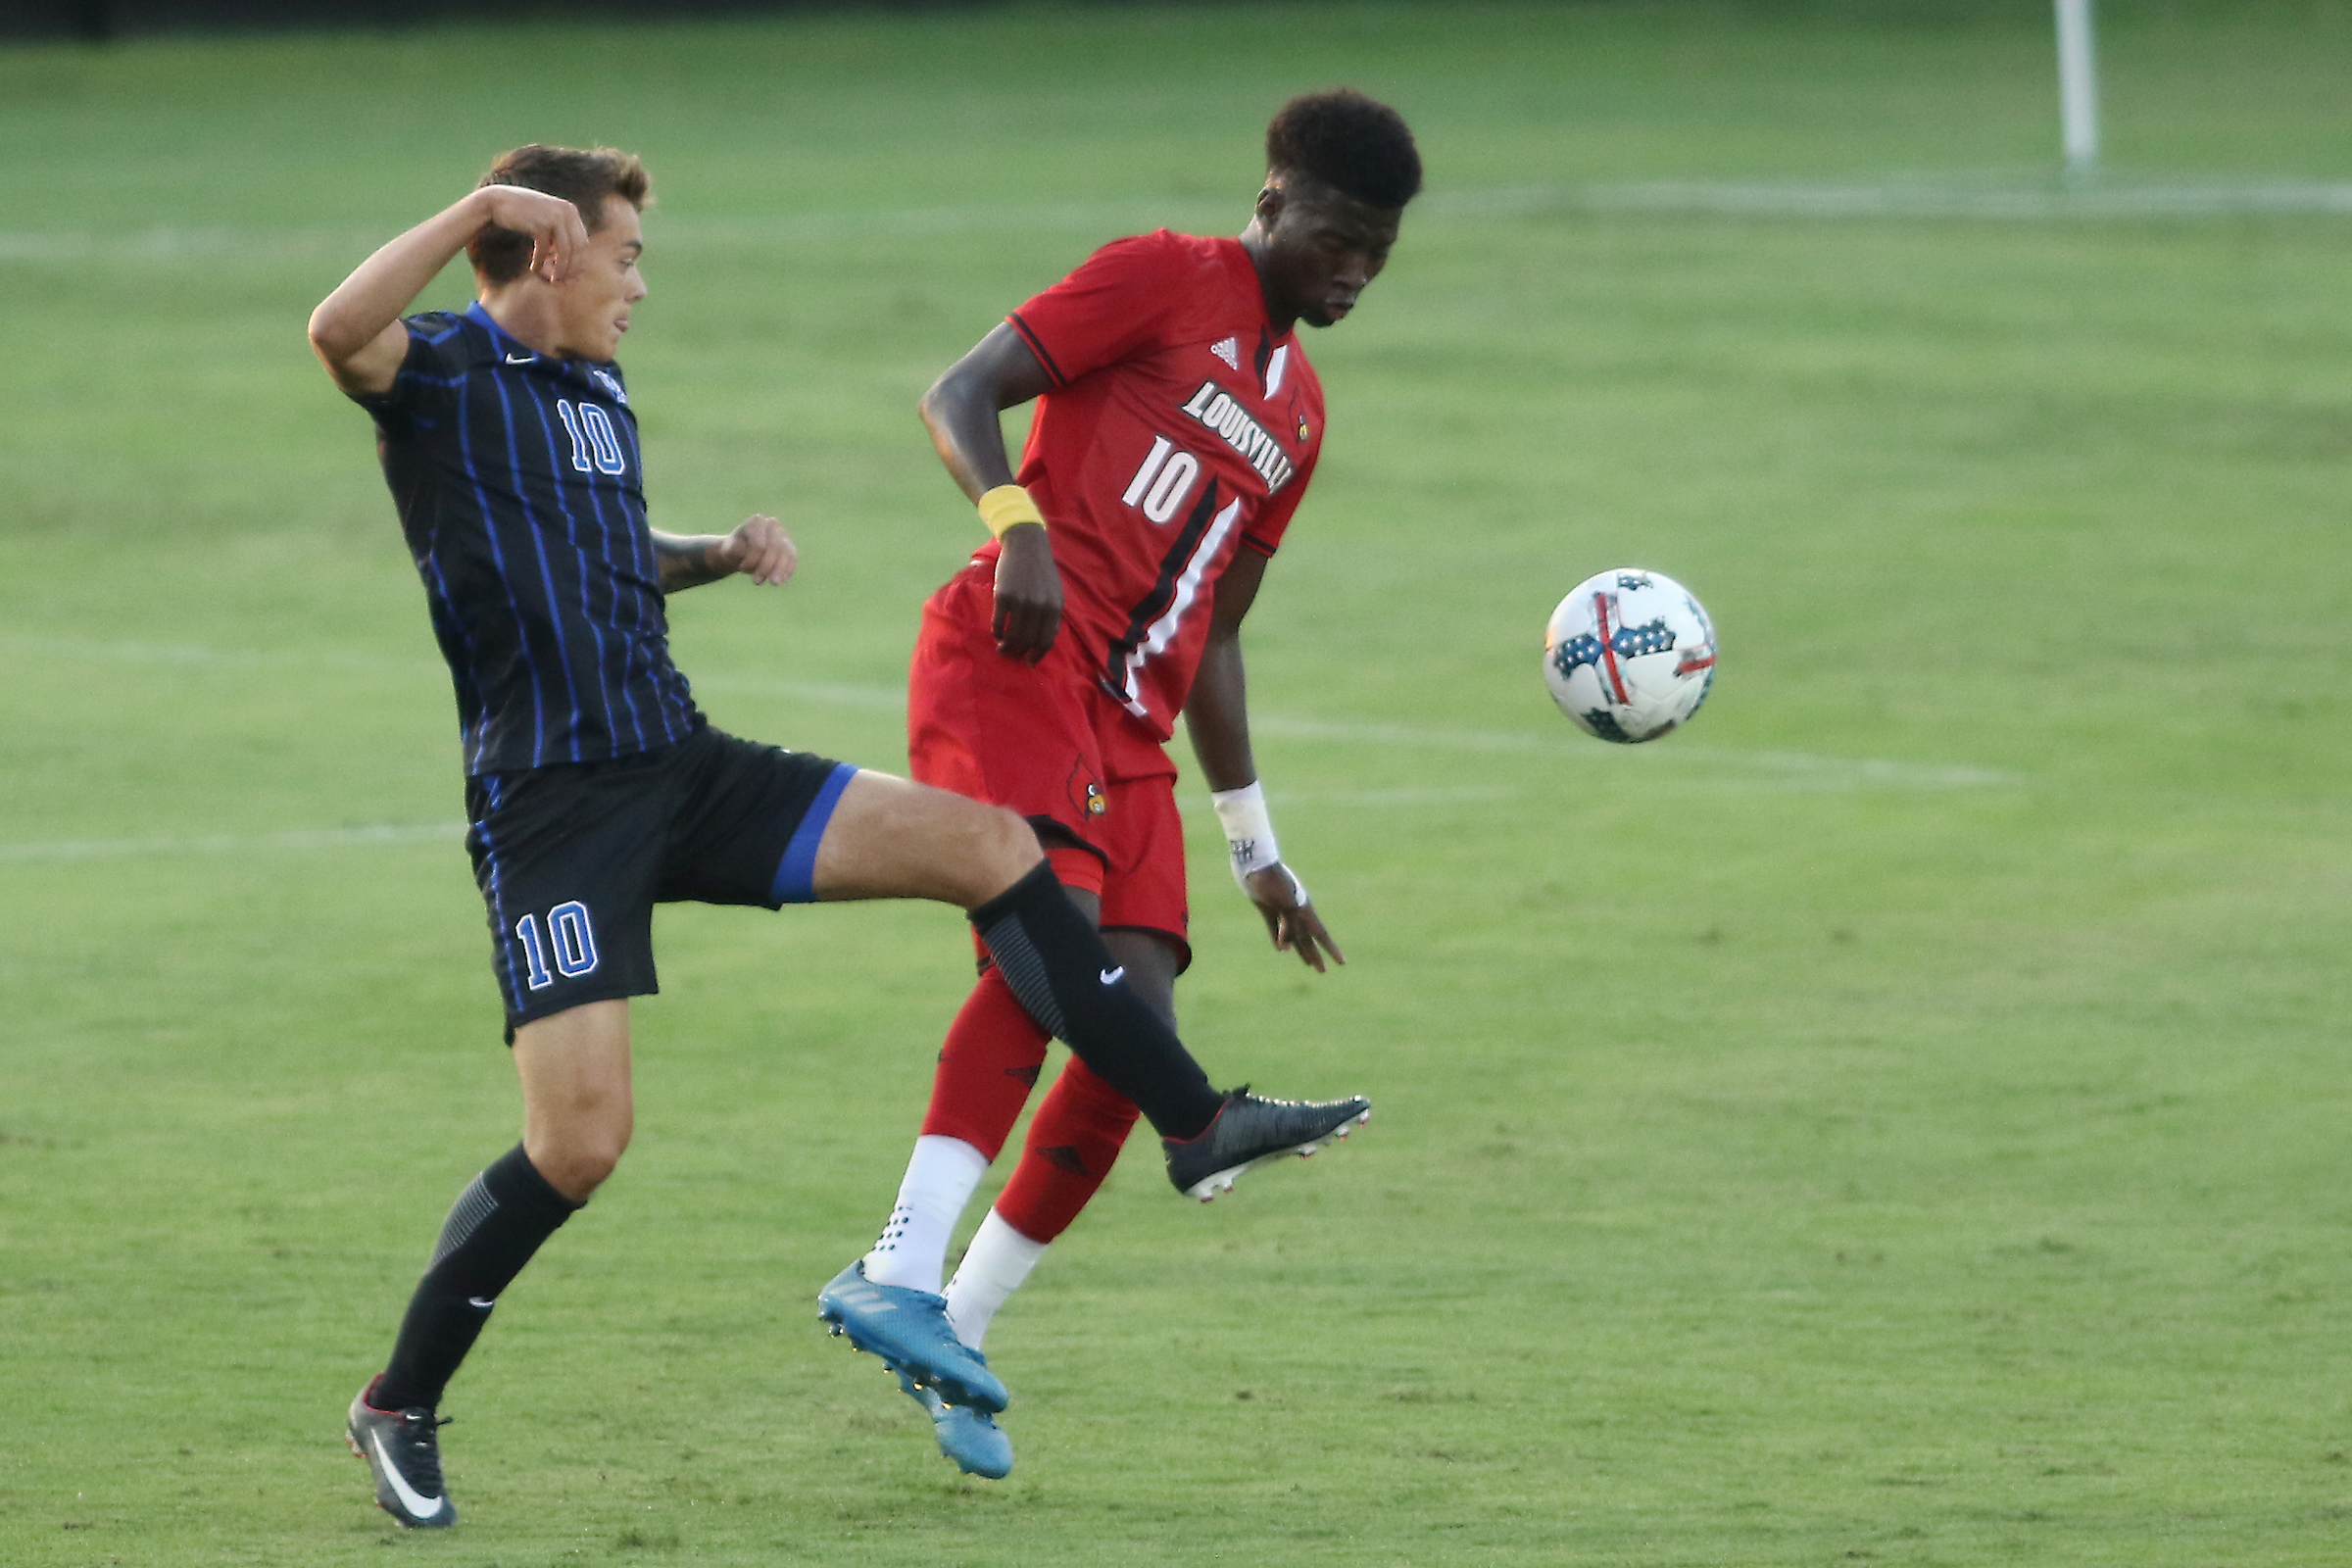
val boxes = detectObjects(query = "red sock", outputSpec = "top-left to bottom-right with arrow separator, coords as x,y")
918,967 -> 1052,1161
995,1056 -> 1143,1243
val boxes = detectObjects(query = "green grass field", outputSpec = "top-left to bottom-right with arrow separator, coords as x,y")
5,2 -> 2352,1563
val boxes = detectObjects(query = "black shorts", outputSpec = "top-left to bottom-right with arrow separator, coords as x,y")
466,725 -> 856,1036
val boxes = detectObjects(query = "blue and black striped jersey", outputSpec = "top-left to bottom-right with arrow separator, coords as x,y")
355,303 -> 701,776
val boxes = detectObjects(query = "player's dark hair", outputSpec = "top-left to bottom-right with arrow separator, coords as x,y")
468,144 -> 653,284
1265,89 -> 1422,210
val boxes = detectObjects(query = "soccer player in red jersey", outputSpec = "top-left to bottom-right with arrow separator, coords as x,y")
830,91 -> 1421,1477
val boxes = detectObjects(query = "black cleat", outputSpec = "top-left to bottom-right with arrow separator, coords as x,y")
1162,1086 -> 1371,1201
346,1377 -> 456,1529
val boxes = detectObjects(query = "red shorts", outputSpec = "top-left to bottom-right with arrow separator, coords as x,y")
908,563 -> 1190,955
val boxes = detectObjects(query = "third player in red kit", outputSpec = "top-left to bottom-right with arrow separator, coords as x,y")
829,91 -> 1421,1478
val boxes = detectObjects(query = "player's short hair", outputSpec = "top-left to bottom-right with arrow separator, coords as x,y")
1265,90 -> 1422,210
468,144 -> 653,283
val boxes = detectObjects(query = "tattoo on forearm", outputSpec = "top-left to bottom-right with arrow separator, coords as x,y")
653,533 -> 722,592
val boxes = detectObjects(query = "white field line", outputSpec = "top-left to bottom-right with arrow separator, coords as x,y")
11,635 -> 2021,795
1431,178 -> 2352,221
6,178 -> 2350,265
1245,713 -> 2019,789
0,743 -> 2011,863
0,789 -> 1533,862
0,821 -> 463,862
0,634 -> 909,711
1261,783 -> 1518,808
0,717 -> 2013,865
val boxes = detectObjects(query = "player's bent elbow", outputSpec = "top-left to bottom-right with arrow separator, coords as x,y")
307,303 -> 357,364
919,360 -> 1005,432
916,375 -> 964,443
307,307 -> 400,395
307,334 -> 365,390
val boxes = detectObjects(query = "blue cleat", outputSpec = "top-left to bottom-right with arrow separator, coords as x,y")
897,1369 -> 1014,1479
816,1260 -> 1009,1413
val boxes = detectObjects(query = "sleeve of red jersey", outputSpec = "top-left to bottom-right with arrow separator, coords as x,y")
1004,230 -> 1190,388
1240,442 -> 1319,559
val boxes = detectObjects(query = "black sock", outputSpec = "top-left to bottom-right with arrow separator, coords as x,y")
969,862 -> 1223,1141
371,1144 -> 582,1412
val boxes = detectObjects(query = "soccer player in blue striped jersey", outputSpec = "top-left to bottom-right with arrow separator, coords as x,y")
308,144 -> 1370,1531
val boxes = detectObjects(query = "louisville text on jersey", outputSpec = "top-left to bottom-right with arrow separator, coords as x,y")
1178,380 -> 1296,495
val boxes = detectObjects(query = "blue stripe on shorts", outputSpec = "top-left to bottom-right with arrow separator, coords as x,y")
769,761 -> 859,905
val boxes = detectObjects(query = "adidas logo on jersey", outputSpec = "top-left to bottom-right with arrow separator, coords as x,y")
1210,336 -> 1241,370
1179,380 -> 1296,494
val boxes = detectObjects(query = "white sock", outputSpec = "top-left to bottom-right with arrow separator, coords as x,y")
862,1135 -> 989,1296
943,1208 -> 1051,1349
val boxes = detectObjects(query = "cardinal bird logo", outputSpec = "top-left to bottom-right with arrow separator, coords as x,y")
1066,760 -> 1107,817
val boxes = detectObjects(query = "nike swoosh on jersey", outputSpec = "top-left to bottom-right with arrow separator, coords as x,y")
369,1431 -> 447,1518
1099,966 -> 1125,985
504,352 -> 535,365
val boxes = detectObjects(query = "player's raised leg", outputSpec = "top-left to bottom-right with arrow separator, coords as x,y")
348,1001 -> 626,1528
810,768 -> 1232,1141
814,770 -> 1367,1183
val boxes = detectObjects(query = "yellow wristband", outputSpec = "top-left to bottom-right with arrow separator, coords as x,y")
977,484 -> 1046,538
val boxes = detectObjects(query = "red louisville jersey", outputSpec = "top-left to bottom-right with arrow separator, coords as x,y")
986,228 -> 1324,742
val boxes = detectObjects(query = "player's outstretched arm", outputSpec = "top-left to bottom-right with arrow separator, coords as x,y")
1184,549 -> 1346,972
918,323 -> 1063,662
652,515 -> 797,594
307,185 -> 592,398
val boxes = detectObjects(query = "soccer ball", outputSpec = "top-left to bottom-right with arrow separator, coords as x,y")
1543,568 -> 1717,743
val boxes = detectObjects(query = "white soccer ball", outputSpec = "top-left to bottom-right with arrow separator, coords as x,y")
1543,568 -> 1717,743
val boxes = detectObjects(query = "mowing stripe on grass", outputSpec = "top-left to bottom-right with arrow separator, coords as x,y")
8,178 -> 2352,269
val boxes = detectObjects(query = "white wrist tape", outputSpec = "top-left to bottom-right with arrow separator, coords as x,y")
1210,781 -> 1285,896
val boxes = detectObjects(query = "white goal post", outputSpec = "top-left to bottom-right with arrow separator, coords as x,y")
2055,0 -> 2100,174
